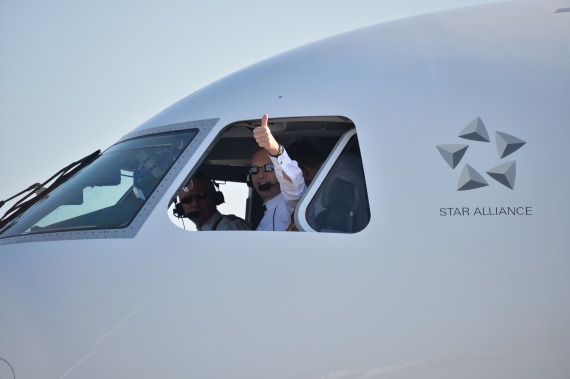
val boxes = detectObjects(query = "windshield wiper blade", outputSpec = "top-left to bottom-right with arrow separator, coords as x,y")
0,150 -> 101,231
0,183 -> 45,209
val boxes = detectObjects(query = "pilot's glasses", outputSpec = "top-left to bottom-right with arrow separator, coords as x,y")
249,164 -> 275,175
180,191 -> 211,204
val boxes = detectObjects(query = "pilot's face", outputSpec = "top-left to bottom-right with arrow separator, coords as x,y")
178,177 -> 217,228
299,163 -> 322,186
251,149 -> 280,202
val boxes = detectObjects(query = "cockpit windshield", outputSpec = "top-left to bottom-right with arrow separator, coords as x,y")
0,130 -> 197,238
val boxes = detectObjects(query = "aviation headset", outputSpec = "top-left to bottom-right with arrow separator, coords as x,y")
172,173 -> 225,219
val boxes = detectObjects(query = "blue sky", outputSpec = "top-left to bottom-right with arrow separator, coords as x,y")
0,0 -> 505,211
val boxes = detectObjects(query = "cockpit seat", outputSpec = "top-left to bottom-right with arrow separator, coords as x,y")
313,178 -> 355,233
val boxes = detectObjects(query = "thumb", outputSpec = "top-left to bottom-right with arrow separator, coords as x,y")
261,114 -> 269,128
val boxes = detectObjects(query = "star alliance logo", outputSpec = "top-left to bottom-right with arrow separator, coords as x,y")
437,117 -> 526,191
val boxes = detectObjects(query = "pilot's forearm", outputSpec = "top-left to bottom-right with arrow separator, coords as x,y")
269,148 -> 306,201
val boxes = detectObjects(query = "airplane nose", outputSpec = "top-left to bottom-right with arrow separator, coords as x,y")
0,358 -> 15,379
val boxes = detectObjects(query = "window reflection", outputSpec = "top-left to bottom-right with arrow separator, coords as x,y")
306,135 -> 370,233
0,130 -> 197,237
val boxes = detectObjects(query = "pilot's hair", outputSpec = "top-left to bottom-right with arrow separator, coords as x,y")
184,172 -> 216,192
251,146 -> 271,159
286,141 -> 325,168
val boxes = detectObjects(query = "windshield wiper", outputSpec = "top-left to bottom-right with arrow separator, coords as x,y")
0,150 -> 101,231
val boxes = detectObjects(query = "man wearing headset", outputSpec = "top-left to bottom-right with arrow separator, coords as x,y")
177,173 -> 251,231
251,114 -> 306,231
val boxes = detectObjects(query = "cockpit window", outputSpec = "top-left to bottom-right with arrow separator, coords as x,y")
0,130 -> 197,238
304,134 -> 370,233
171,117 -> 370,234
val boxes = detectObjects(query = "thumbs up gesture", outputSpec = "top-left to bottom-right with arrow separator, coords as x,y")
253,114 -> 280,156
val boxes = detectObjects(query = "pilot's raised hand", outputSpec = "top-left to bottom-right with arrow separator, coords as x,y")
253,114 -> 280,156
253,114 -> 294,183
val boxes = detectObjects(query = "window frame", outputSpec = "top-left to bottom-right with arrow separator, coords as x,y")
0,119 -> 218,245
168,116 -> 358,232
294,128 -> 363,233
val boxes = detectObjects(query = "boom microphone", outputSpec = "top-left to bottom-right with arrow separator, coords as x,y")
185,211 -> 202,219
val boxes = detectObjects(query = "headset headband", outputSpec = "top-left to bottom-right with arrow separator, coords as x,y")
173,172 -> 225,219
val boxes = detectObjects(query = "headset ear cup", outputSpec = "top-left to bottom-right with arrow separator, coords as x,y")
173,202 -> 185,218
247,174 -> 253,188
214,191 -> 225,206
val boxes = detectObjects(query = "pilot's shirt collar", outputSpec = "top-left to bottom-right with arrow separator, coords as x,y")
264,194 -> 281,211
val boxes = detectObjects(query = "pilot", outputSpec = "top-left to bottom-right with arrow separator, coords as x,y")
177,173 -> 251,231
285,141 -> 325,186
251,114 -> 306,231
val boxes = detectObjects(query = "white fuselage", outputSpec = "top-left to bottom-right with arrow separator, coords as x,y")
1,1 -> 569,378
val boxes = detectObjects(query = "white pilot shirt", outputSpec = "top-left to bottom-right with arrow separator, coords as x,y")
257,148 -> 306,231
198,210 -> 252,231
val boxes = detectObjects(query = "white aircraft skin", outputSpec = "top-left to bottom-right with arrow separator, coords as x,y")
1,1 -> 570,378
